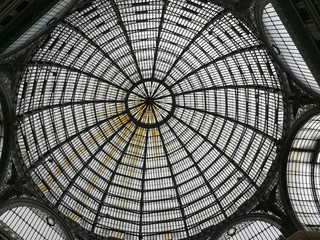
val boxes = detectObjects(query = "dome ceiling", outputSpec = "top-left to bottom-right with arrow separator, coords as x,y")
16,0 -> 285,239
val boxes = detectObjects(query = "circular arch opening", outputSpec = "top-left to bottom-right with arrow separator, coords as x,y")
211,214 -> 286,240
280,107 -> 320,231
0,198 -> 73,240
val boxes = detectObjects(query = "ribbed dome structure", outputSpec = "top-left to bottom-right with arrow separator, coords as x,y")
15,0 -> 285,239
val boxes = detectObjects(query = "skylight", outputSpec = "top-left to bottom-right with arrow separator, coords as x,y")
15,0 -> 286,239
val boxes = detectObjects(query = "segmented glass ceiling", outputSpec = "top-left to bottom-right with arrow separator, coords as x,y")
0,201 -> 69,240
286,111 -> 320,231
262,3 -> 320,95
16,0 -> 285,239
215,216 -> 284,240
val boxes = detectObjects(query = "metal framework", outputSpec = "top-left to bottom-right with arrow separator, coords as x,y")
1,0 -> 294,239
211,214 -> 286,240
0,0 -> 77,56
0,77 -> 12,186
0,198 -> 74,240
258,1 -> 320,97
280,107 -> 320,232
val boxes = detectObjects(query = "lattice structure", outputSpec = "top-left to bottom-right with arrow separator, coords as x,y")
282,108 -> 320,231
0,199 -> 73,240
13,0 -> 287,239
213,215 -> 285,240
261,2 -> 320,96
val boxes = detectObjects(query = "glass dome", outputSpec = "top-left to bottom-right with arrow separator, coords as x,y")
16,0 -> 285,239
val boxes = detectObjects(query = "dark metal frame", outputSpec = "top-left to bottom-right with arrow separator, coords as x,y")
270,0 -> 320,85
210,213 -> 287,240
11,0 -> 292,239
124,78 -> 176,129
0,0 -> 77,57
255,0 -> 320,98
279,106 -> 320,231
0,79 -> 12,187
0,198 -> 74,240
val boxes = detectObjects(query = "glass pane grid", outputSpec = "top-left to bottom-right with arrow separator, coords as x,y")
16,0 -> 285,238
262,3 -> 320,94
287,115 -> 320,231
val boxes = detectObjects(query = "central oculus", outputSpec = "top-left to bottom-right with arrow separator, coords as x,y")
125,79 -> 175,128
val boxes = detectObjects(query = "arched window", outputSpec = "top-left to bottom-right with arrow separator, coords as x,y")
0,199 -> 73,240
258,2 -> 320,96
281,108 -> 320,231
212,214 -> 285,240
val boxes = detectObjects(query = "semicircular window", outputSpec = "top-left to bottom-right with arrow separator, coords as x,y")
214,215 -> 285,240
285,110 -> 320,231
0,200 -> 72,240
16,0 -> 285,239
261,3 -> 320,96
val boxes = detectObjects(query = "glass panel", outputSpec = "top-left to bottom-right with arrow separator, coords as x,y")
287,114 -> 320,230
0,206 -> 67,240
217,218 -> 284,240
262,3 -> 320,94
16,0 -> 285,238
